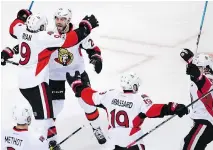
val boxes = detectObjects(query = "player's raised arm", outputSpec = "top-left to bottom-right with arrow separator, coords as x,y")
139,94 -> 189,118
65,71 -> 102,105
81,36 -> 103,74
39,15 -> 99,49
180,49 -> 213,92
9,9 -> 32,39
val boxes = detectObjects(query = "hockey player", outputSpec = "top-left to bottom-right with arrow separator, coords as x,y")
180,49 -> 213,150
1,9 -> 99,149
48,8 -> 105,144
1,104 -> 49,150
65,71 -> 189,150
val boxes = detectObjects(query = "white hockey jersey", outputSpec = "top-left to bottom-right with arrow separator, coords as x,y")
1,127 -> 49,150
190,75 -> 213,125
49,25 -> 99,80
81,88 -> 159,147
10,19 -> 81,89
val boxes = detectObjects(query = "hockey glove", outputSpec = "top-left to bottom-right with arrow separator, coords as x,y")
1,47 -> 14,66
186,63 -> 202,81
162,102 -> 189,118
17,9 -> 32,22
85,48 -> 102,74
180,48 -> 194,64
90,54 -> 102,74
79,15 -> 99,35
66,71 -> 88,97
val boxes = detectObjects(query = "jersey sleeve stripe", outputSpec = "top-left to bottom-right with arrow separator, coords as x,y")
35,49 -> 55,76
61,31 -> 79,48
85,109 -> 99,121
9,19 -> 24,38
145,104 -> 165,118
81,87 -> 97,105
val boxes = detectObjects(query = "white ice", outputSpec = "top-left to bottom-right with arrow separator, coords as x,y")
1,1 -> 213,150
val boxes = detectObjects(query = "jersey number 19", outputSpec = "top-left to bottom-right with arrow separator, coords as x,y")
110,109 -> 129,128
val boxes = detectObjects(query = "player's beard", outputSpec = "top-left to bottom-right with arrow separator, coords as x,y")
56,23 -> 66,34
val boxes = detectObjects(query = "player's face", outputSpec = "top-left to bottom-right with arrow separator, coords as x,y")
55,16 -> 68,33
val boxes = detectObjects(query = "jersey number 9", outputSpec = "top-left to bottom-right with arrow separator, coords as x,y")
19,42 -> 31,65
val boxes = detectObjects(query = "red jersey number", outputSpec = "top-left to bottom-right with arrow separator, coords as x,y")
19,42 -> 31,65
143,99 -> 152,105
110,109 -> 129,128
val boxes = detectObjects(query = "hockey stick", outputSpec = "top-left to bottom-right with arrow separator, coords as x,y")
126,88 -> 213,148
5,60 -> 19,66
28,1 -> 34,11
6,53 -> 52,66
4,1 -> 34,66
53,125 -> 84,148
195,1 -> 208,55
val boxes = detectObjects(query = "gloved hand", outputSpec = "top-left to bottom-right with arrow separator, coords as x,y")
1,47 -> 14,66
90,54 -> 102,74
79,15 -> 99,34
66,71 -> 82,93
167,102 -> 189,118
66,71 -> 89,97
17,9 -> 32,22
180,48 -> 194,63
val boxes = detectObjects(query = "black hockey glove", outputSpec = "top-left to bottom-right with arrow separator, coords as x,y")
186,63 -> 202,81
180,48 -> 194,63
162,102 -> 189,118
90,54 -> 102,74
79,15 -> 99,35
66,71 -> 89,97
1,47 -> 14,66
85,48 -> 102,74
17,9 -> 32,22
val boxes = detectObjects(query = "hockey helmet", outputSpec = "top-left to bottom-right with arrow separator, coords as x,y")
193,53 -> 213,74
12,104 -> 33,125
120,72 -> 141,93
54,8 -> 72,22
26,13 -> 48,32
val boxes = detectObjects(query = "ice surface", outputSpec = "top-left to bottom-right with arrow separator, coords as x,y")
1,1 -> 213,150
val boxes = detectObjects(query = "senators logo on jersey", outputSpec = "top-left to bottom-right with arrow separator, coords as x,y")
54,48 -> 73,66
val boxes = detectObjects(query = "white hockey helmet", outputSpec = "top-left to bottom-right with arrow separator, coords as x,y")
12,104 -> 33,125
120,72 -> 141,93
26,13 -> 48,32
193,53 -> 213,75
192,53 -> 212,68
54,8 -> 72,22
